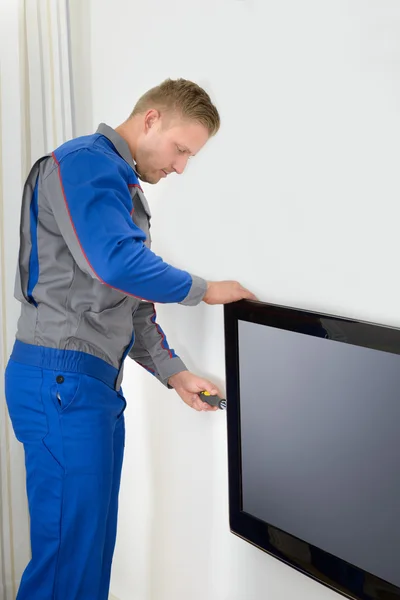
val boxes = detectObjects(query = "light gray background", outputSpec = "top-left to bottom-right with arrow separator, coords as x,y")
239,320 -> 400,587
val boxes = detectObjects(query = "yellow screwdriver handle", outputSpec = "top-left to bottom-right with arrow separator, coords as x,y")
199,391 -> 227,410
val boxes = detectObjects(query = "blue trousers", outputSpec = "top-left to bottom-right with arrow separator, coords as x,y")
5,341 -> 127,600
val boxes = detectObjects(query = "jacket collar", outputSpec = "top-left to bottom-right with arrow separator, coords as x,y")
96,123 -> 139,176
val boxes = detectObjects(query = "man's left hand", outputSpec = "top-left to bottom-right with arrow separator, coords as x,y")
168,370 -> 222,412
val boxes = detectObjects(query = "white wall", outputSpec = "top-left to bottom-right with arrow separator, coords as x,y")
68,0 -> 93,136
86,1 -> 400,599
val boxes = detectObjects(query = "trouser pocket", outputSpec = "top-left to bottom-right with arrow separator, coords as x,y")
4,360 -> 48,443
51,371 -> 83,413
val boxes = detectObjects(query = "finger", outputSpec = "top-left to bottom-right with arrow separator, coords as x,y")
190,392 -> 222,412
240,285 -> 254,295
193,395 -> 214,412
199,380 -> 221,396
241,287 -> 258,301
201,402 -> 218,412
191,395 -> 205,412
203,401 -> 219,411
199,397 -> 220,411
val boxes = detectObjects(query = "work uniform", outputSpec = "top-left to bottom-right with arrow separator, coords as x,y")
5,124 -> 207,599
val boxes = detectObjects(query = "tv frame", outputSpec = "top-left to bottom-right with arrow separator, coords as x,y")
224,299 -> 400,600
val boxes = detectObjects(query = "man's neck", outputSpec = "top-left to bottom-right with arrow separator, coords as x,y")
115,120 -> 138,163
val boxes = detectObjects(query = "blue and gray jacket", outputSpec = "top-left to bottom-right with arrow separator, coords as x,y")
14,123 -> 208,389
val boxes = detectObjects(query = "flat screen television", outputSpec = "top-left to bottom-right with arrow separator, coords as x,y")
224,299 -> 400,600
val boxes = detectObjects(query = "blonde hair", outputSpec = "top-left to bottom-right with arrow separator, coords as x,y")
130,78 -> 220,136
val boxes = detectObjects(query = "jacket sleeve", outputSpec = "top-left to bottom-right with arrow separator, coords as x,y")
128,301 -> 187,387
43,148 -> 207,305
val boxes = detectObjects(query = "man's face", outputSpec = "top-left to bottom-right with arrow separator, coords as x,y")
134,110 -> 210,184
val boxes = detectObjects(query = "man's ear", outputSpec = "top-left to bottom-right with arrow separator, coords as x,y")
144,109 -> 160,132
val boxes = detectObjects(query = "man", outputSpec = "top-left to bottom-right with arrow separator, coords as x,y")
5,78 -> 256,599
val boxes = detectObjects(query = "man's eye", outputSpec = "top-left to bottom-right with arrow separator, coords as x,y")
177,146 -> 186,154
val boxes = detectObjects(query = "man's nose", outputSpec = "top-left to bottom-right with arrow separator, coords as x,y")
172,156 -> 189,175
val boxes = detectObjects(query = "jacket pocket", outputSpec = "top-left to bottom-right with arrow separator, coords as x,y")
75,296 -> 134,364
81,296 -> 130,335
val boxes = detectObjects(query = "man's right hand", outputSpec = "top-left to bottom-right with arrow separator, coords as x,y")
203,281 -> 258,305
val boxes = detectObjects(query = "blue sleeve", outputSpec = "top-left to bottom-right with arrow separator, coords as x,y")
47,147 -> 206,304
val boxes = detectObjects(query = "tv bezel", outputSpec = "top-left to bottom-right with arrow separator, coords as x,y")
224,299 -> 400,600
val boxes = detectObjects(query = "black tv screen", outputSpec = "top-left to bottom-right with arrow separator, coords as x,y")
224,299 -> 400,600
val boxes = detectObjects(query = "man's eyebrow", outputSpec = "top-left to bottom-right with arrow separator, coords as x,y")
178,143 -> 195,156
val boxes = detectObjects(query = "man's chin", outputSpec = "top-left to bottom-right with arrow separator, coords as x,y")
138,172 -> 161,185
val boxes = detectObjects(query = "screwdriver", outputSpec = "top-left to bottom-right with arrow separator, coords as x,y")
199,391 -> 227,410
